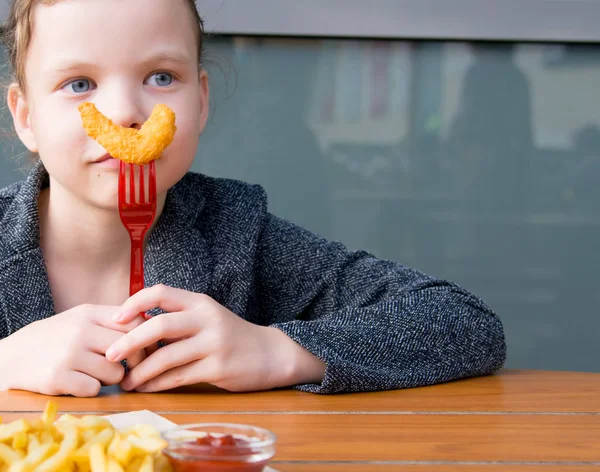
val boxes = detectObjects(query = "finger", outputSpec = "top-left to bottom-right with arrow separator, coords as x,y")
86,326 -> 127,355
133,360 -> 209,393
144,343 -> 160,357
85,325 -> 146,369
60,371 -> 102,397
142,314 -> 161,356
125,348 -> 147,369
106,312 -> 200,362
120,337 -> 206,391
113,285 -> 209,324
87,306 -> 146,333
86,326 -> 149,367
76,352 -> 125,386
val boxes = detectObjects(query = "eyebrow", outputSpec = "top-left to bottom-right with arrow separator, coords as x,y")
48,51 -> 193,75
50,62 -> 97,76
141,51 -> 193,66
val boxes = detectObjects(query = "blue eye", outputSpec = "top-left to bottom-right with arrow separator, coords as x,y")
64,78 -> 93,94
147,72 -> 173,87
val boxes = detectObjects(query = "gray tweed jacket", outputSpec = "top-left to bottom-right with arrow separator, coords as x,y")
0,161 -> 506,393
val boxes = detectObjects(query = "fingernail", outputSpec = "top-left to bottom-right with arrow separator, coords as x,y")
106,347 -> 121,362
136,384 -> 148,392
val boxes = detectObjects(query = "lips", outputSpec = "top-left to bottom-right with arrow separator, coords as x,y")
90,154 -> 122,169
93,154 -> 116,164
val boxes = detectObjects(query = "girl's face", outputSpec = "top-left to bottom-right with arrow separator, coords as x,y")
9,0 -> 209,210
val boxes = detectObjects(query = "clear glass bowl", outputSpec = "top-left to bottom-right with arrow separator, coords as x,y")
161,423 -> 276,472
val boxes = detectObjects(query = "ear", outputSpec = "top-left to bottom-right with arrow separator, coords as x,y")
7,83 -> 38,152
197,68 -> 210,136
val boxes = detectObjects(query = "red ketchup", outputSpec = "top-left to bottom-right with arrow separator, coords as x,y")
165,433 -> 270,472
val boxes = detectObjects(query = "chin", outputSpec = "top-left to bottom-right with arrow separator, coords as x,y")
83,189 -> 119,211
90,199 -> 119,212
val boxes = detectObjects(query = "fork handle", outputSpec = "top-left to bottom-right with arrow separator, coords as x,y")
129,235 -> 145,296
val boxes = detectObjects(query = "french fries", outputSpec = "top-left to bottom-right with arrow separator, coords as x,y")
0,402 -> 172,472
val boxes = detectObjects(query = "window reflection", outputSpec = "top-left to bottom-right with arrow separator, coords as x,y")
198,38 -> 600,373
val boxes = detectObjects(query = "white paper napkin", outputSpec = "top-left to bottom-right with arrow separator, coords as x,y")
103,410 -> 278,472
104,410 -> 177,432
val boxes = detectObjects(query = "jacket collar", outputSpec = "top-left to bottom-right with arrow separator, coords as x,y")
0,160 -> 211,334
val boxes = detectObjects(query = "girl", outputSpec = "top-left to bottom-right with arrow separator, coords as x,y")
0,0 -> 506,397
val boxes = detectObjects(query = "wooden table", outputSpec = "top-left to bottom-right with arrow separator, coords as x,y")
1,369 -> 599,471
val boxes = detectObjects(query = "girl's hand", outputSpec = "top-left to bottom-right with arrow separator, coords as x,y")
0,305 -> 146,397
108,285 -> 326,393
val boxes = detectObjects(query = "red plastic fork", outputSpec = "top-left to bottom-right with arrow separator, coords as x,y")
118,161 -> 157,305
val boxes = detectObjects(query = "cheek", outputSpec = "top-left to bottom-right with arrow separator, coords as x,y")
30,104 -> 87,156
155,118 -> 199,193
174,119 -> 200,159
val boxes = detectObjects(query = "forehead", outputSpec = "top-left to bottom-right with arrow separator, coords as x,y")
27,0 -> 197,68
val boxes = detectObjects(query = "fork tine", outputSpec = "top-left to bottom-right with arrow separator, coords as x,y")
149,161 -> 156,203
139,165 -> 146,203
119,160 -> 127,204
129,163 -> 136,203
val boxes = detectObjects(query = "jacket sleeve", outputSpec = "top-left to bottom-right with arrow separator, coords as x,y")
253,213 -> 507,394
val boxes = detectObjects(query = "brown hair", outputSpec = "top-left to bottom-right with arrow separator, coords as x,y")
0,0 -> 205,89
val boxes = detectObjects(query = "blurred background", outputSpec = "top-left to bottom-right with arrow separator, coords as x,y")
1,0 -> 599,372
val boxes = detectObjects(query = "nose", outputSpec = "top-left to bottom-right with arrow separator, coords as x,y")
95,87 -> 145,130
108,104 -> 144,130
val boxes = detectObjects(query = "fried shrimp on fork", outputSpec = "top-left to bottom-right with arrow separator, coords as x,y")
79,102 -> 177,165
